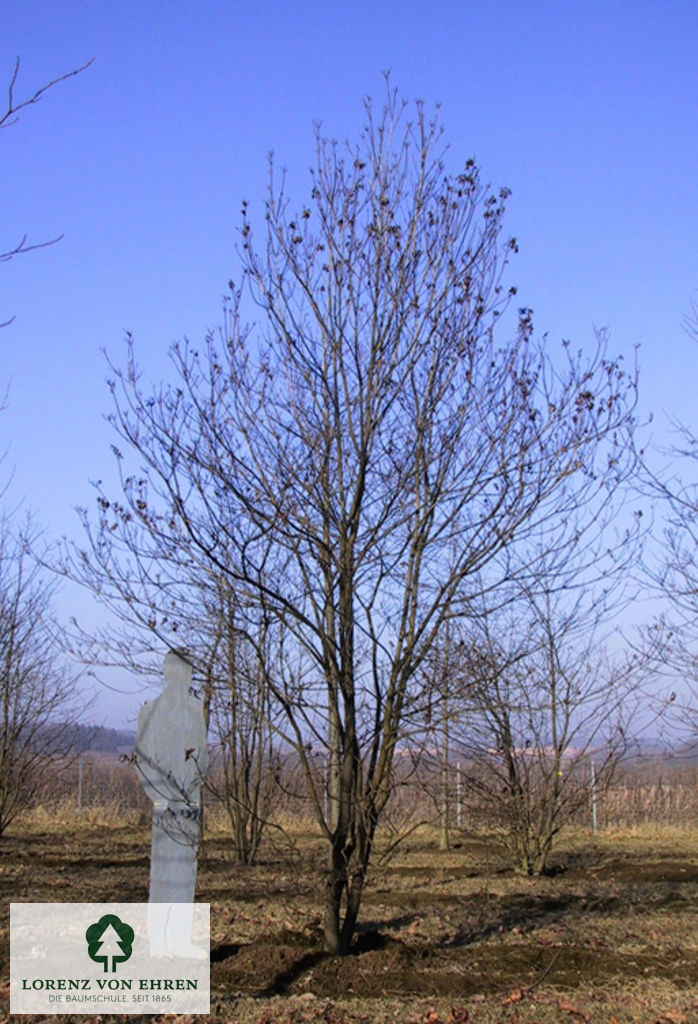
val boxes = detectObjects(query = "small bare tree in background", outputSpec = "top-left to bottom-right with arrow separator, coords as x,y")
636,297 -> 698,748
0,517 -> 81,836
202,584 -> 283,865
449,538 -> 646,875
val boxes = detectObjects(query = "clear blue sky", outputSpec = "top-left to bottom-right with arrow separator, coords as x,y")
2,0 -> 697,726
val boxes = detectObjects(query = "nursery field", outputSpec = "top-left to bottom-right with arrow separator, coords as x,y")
1,822 -> 697,1024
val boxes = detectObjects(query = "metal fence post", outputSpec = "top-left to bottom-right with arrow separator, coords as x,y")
77,755 -> 83,820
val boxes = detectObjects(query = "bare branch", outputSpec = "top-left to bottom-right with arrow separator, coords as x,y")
0,232 -> 65,264
1,55 -> 92,325
1,55 -> 94,131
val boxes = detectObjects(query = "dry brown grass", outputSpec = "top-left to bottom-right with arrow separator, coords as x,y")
22,753 -> 698,835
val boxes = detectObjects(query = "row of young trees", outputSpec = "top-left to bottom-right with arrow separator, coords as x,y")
2,70 -> 697,955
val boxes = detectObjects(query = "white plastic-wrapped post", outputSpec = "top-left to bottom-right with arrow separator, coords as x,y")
135,650 -> 208,958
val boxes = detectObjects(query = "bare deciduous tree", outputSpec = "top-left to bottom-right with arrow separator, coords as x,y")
635,302 -> 698,744
87,84 -> 637,953
641,453 -> 698,713
202,583 -> 283,865
0,517 -> 81,835
449,565 -> 644,874
419,423 -> 645,858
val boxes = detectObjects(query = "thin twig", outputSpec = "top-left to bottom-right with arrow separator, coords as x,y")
523,946 -> 562,994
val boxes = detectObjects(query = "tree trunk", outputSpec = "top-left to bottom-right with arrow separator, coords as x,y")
324,861 -> 345,954
324,844 -> 367,954
439,696 -> 449,850
327,700 -> 340,831
439,622 -> 451,850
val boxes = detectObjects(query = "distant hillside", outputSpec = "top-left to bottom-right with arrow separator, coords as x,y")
619,735 -> 698,768
62,722 -> 136,754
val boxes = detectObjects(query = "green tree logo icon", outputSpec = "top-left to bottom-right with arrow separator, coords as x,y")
85,914 -> 134,972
